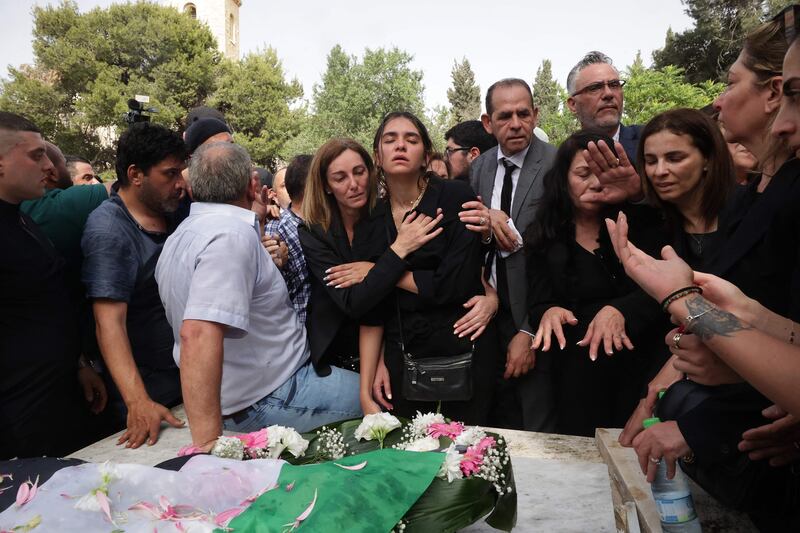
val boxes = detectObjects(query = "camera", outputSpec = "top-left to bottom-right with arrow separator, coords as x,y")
123,95 -> 158,125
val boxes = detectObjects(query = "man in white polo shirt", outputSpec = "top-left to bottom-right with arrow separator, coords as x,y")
156,141 -> 361,450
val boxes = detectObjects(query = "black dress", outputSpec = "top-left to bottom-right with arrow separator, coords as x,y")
354,176 -> 496,424
527,205 -> 671,437
299,208 -> 407,375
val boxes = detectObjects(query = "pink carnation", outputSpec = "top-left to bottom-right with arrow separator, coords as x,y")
459,446 -> 484,476
236,428 -> 268,450
427,422 -> 465,439
475,436 -> 496,453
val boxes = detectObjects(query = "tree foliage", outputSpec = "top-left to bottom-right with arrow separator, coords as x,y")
287,45 -> 425,155
623,64 -> 724,125
652,0 -> 794,83
447,58 -> 481,123
209,49 -> 304,168
0,1 -> 220,165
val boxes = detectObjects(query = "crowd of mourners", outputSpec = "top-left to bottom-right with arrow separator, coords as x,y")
4,5 -> 800,529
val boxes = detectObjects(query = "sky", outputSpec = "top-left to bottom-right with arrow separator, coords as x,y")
0,0 -> 695,111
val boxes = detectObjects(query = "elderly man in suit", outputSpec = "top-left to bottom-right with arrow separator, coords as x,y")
566,51 -> 641,162
465,78 -> 557,431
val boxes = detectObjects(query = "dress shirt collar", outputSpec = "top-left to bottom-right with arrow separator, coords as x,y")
497,142 -> 531,169
189,201 -> 259,231
613,125 -> 621,143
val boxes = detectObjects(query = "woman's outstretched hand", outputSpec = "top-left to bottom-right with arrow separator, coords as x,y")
606,211 -> 693,303
390,208 -> 444,259
577,305 -> 634,360
533,306 -> 578,351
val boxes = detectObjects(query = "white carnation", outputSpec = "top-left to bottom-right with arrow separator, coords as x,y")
437,445 -> 464,483
403,436 -> 440,452
454,426 -> 486,447
266,425 -> 309,458
409,411 -> 445,438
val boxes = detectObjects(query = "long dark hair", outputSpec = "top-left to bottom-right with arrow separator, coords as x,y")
638,108 -> 735,232
524,130 -> 617,252
372,111 -> 435,195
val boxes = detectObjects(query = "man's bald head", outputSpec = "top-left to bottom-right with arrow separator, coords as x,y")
188,141 -> 253,204
44,141 -> 71,190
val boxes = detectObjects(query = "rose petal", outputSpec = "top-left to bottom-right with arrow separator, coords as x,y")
27,476 -> 39,503
296,489 -> 317,522
285,481 -> 295,492
15,481 -> 30,507
129,501 -> 162,518
215,507 -> 245,526
96,491 -> 113,523
334,461 -> 367,471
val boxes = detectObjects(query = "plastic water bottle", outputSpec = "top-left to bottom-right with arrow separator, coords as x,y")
643,417 -> 702,532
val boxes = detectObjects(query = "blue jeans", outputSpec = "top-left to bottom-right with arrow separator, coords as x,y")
222,362 -> 362,433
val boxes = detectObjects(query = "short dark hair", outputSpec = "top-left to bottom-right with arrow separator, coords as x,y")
115,122 -> 187,186
445,120 -> 498,153
65,155 -> 91,166
638,108 -> 735,231
0,111 -> 40,134
285,154 -> 312,202
254,167 -> 273,187
485,78 -> 533,117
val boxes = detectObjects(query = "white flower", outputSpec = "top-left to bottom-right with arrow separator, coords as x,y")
74,491 -> 102,512
403,436 -> 440,452
437,445 -> 464,483
212,436 -> 245,460
454,426 -> 486,447
409,411 -> 445,439
266,425 -> 309,458
354,413 -> 401,442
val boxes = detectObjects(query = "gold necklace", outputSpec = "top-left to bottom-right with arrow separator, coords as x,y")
391,179 -> 428,215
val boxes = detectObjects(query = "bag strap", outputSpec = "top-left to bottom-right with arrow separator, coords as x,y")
385,211 -> 409,358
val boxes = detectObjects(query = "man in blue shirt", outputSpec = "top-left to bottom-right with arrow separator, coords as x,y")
82,123 -> 188,448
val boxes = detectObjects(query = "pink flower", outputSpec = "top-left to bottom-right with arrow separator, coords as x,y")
235,428 -> 268,450
459,446 -> 485,476
475,436 -> 496,453
427,422 -> 465,439
177,444 -> 204,457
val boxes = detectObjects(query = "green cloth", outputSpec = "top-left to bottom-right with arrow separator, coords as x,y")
224,449 -> 444,533
20,184 -> 108,272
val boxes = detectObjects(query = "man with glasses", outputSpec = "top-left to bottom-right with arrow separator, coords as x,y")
566,51 -> 641,161
444,120 -> 498,182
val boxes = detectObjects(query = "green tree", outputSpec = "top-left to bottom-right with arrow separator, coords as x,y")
209,49 -> 304,168
0,1 -> 220,166
291,45 -> 426,154
447,58 -> 481,123
532,60 -> 560,123
623,65 -> 725,125
653,0 -> 793,83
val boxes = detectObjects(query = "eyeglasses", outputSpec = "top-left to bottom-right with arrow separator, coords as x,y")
771,4 -> 800,44
444,146 -> 470,158
571,79 -> 626,97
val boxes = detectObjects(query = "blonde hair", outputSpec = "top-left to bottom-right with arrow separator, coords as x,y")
302,138 -> 378,232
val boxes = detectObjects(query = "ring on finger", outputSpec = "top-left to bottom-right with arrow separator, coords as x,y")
610,157 -> 620,168
479,216 -> 486,226
649,456 -> 661,464
673,332 -> 683,350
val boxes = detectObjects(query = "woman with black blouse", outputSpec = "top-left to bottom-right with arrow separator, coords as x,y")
526,131 -> 669,437
639,108 -> 736,271
358,112 -> 495,424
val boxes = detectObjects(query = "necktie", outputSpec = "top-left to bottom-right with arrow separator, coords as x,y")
484,158 -> 517,284
500,158 -> 516,215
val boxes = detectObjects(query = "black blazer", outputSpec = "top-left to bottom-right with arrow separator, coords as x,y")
298,209 -> 407,375
619,124 -> 642,164
358,176 -> 485,356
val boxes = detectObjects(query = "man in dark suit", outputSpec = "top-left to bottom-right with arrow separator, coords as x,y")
566,51 -> 641,162
468,78 -> 557,431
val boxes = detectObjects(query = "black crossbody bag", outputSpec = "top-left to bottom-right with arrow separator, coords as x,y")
386,212 -> 474,402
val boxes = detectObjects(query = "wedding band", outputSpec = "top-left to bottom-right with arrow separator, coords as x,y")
649,456 -> 661,464
479,216 -> 486,226
673,332 -> 683,350
610,157 -> 620,168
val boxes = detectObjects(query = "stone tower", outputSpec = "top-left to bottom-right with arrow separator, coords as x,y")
166,0 -> 241,60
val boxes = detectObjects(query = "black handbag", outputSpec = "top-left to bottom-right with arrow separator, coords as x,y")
386,214 -> 474,402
